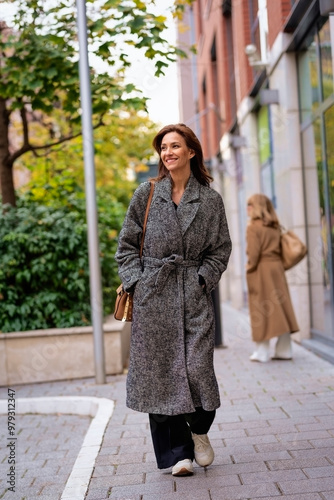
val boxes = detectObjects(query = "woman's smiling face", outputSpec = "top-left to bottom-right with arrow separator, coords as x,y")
160,132 -> 194,174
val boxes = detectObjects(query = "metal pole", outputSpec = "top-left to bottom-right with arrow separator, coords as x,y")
76,0 -> 106,384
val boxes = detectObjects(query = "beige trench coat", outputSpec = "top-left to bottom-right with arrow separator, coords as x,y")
246,219 -> 299,342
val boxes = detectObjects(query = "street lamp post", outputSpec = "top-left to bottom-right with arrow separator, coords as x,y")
76,0 -> 106,384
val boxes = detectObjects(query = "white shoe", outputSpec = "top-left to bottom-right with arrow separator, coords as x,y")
249,351 -> 270,363
249,341 -> 270,362
273,333 -> 292,359
192,433 -> 214,467
172,458 -> 193,476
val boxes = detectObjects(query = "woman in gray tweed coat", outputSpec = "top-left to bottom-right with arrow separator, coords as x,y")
116,124 -> 231,476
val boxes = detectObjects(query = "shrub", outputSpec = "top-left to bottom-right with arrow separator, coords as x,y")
0,178 -> 127,332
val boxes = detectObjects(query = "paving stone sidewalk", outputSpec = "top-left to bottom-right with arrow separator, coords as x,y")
1,303 -> 334,500
0,413 -> 91,500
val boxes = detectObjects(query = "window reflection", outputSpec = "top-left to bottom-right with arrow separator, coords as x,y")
324,105 -> 334,289
299,18 -> 334,337
298,39 -> 319,122
319,20 -> 334,101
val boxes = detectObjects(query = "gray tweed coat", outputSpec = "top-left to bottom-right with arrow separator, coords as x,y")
115,174 -> 232,415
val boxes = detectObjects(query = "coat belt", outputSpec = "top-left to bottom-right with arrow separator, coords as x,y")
260,255 -> 282,263
143,255 -> 201,293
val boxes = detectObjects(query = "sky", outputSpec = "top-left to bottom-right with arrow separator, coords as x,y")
0,0 -> 180,126
124,0 -> 180,126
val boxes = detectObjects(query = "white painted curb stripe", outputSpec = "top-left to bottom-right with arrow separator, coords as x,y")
0,396 -> 114,500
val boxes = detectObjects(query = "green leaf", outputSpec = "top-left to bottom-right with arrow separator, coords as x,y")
1,0 -> 194,207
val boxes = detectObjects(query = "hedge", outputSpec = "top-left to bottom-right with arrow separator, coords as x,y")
0,179 -> 127,332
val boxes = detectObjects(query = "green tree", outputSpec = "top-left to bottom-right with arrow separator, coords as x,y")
18,110 -> 158,201
0,0 -> 194,206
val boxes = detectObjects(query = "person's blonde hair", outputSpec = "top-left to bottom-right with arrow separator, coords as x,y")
247,194 -> 279,228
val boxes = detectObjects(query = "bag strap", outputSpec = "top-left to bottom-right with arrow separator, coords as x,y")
140,181 -> 155,258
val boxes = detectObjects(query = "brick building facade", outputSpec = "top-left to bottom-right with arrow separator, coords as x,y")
177,0 -> 334,361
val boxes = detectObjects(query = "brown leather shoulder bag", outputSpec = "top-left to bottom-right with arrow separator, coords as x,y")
114,181 -> 155,321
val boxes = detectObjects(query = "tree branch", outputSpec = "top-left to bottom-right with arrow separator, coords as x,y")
9,115 -> 105,163
20,105 -> 30,148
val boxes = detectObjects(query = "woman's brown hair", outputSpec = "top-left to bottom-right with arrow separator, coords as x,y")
152,123 -> 213,186
248,194 -> 280,228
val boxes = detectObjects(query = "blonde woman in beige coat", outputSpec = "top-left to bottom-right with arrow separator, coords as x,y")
246,194 -> 299,362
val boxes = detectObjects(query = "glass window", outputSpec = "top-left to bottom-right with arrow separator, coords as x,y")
301,121 -> 334,335
249,0 -> 260,53
224,9 -> 237,120
319,19 -> 334,101
249,0 -> 268,69
324,104 -> 334,295
257,105 -> 275,202
298,18 -> 334,337
298,18 -> 334,120
298,37 -> 320,121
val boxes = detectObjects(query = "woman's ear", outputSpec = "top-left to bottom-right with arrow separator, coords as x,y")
189,150 -> 195,158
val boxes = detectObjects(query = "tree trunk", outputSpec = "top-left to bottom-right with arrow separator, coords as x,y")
0,98 -> 16,207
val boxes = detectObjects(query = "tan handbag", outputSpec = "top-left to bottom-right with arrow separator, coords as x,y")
114,181 -> 155,321
114,283 -> 134,322
280,228 -> 307,270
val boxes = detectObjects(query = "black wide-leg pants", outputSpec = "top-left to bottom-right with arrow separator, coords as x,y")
149,407 -> 216,469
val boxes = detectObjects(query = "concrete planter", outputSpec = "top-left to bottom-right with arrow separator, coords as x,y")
0,318 -> 131,386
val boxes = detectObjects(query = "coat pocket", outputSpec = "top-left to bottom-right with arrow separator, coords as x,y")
183,268 -> 207,314
133,268 -> 161,308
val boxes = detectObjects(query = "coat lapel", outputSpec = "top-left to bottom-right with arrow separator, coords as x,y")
177,174 -> 201,235
153,177 -> 183,248
154,174 -> 201,236
153,176 -> 172,203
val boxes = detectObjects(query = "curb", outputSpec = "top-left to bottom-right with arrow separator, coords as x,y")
0,396 -> 114,500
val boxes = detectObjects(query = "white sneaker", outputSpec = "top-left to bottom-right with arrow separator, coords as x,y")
249,341 -> 270,362
273,332 -> 292,360
249,351 -> 270,362
192,433 -> 214,467
172,458 -> 193,476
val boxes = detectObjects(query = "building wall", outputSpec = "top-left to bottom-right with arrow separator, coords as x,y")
232,0 -> 253,107
267,1 -> 292,48
177,0 -> 334,349
177,8 -> 197,128
191,0 -> 231,158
